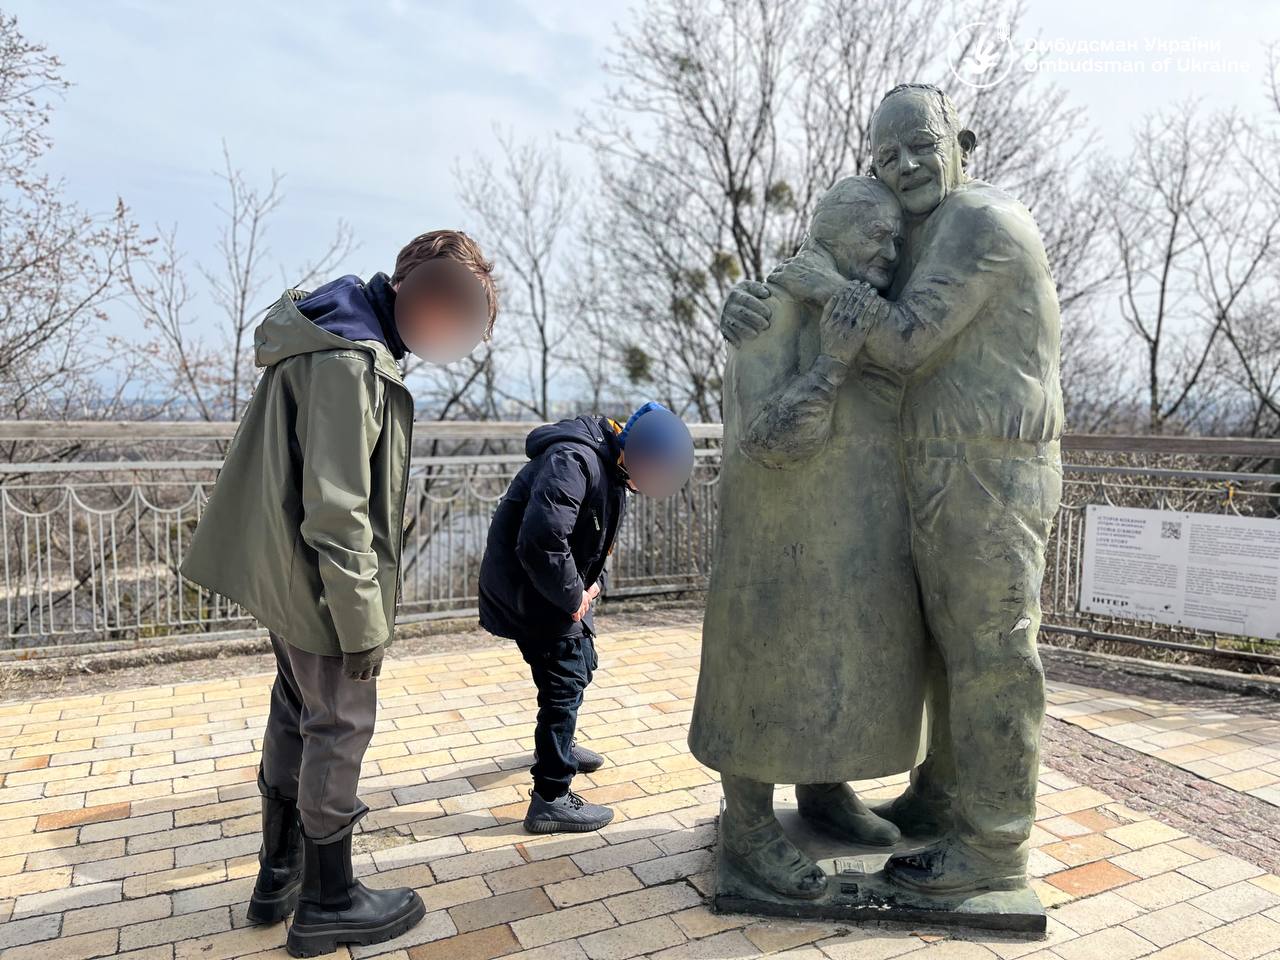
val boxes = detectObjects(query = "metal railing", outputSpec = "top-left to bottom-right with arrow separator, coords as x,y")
1,422 -> 1277,665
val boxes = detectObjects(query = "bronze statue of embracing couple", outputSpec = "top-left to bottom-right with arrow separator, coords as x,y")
688,82 -> 1065,905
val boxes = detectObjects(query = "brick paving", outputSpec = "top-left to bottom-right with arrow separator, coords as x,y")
0,621 -> 1279,959
1046,682 -> 1280,807
1041,718 -> 1280,875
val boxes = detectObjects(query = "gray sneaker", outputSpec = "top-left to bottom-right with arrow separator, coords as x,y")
570,741 -> 605,773
523,790 -> 615,834
531,740 -> 606,774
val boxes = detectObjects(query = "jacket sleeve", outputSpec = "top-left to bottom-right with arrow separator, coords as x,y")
729,288 -> 841,470
862,200 -> 1014,375
740,353 -> 848,468
516,448 -> 588,615
296,353 -> 388,654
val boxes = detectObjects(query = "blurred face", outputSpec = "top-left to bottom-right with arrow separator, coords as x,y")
393,259 -> 490,364
624,454 -> 686,499
619,409 -> 695,499
871,91 -> 970,217
811,197 -> 903,292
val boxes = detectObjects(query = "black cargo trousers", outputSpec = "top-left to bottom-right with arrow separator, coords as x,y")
517,628 -> 598,799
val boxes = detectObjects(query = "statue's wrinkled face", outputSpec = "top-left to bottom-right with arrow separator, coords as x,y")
870,90 -> 971,217
810,193 -> 902,292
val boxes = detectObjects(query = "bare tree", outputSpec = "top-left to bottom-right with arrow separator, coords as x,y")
455,132 -> 575,419
576,0 -> 1106,420
1059,308 -> 1137,434
126,146 -> 354,420
1189,116 -> 1280,437
1098,103 -> 1280,435
1204,47 -> 1280,439
0,14 -> 147,421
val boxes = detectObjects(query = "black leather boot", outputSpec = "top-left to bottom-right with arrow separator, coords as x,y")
285,832 -> 426,958
246,792 -> 303,924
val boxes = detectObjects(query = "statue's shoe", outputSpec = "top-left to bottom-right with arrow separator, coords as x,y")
723,814 -> 827,900
884,836 -> 1027,895
871,788 -> 954,839
796,782 -> 900,847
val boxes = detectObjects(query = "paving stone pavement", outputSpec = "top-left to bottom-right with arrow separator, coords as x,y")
1041,719 -> 1280,875
1045,680 -> 1280,808
1,621 -> 1279,959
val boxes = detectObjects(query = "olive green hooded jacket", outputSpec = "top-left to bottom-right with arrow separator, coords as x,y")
180,290 -> 414,657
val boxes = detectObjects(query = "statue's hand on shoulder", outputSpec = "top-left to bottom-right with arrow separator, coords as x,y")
720,280 -> 772,348
820,281 -> 882,369
768,252 -> 844,307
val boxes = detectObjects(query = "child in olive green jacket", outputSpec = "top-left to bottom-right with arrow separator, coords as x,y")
182,231 -> 496,958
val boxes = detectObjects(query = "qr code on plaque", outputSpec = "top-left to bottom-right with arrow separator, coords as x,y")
1161,521 -> 1182,540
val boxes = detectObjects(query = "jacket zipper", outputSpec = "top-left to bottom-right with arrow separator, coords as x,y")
583,487 -> 625,589
382,376 -> 413,607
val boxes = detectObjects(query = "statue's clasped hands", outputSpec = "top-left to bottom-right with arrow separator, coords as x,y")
819,280 -> 884,369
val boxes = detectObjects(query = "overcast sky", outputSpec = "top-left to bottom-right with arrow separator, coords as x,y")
9,0 -> 1279,343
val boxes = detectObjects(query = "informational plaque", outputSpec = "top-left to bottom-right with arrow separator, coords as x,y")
1079,505 -> 1280,640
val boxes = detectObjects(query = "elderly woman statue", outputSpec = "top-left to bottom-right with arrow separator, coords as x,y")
688,176 -> 928,900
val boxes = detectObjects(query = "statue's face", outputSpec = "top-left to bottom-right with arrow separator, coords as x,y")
812,196 -> 902,292
871,91 -> 968,217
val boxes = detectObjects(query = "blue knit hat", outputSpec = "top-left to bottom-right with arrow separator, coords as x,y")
619,402 -> 695,498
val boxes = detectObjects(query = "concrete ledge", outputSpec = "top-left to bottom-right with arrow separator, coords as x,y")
1040,643 -> 1280,701
0,597 -> 704,681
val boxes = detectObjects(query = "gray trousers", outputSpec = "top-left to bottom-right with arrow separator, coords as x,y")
259,632 -> 377,843
903,441 -> 1063,855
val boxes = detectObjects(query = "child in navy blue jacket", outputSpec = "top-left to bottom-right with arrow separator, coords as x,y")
479,404 -> 694,833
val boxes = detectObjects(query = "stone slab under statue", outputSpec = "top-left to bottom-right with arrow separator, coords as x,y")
712,800 -> 1046,935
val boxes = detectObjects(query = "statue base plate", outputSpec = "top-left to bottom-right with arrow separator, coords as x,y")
713,802 -> 1046,936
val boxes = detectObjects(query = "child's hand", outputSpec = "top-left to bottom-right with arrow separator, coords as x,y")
343,645 -> 384,681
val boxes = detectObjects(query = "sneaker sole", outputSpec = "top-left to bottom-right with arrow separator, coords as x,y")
523,812 -> 615,834
285,895 -> 426,958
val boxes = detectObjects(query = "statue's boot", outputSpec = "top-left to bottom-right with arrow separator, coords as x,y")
796,782 -> 899,847
723,813 -> 827,900
871,787 -> 954,839
884,835 -> 1026,895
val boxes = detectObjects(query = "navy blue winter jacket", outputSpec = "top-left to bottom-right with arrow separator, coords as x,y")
478,416 -> 628,642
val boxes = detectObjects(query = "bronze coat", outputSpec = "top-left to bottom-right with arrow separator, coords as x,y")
689,284 -> 927,784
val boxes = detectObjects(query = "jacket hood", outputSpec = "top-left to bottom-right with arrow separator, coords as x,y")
294,273 -> 406,360
254,286 -> 405,385
526,416 -> 623,472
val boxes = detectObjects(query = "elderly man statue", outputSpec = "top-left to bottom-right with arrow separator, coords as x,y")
720,83 -> 1065,895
